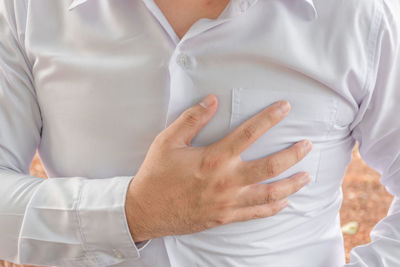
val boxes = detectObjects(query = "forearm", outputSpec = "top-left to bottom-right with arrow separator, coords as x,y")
0,168 -> 142,266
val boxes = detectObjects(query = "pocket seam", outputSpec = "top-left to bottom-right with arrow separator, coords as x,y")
314,97 -> 339,183
230,87 -> 242,129
230,87 -> 339,184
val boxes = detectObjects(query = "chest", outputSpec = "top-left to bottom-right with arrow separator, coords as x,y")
26,0 -> 360,177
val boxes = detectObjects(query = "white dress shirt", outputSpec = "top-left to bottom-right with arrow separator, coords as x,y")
0,0 -> 399,266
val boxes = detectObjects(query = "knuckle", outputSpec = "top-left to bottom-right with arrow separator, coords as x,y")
154,133 -> 170,147
208,210 -> 230,227
214,214 -> 230,226
182,109 -> 200,128
240,124 -> 257,141
216,199 -> 232,212
262,107 -> 282,126
264,158 -> 280,177
263,111 -> 276,124
211,201 -> 235,226
200,153 -> 223,172
266,185 -> 280,202
212,178 -> 232,193
251,207 -> 265,220
217,142 -> 237,159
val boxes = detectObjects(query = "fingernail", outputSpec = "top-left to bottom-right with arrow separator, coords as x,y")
278,199 -> 289,208
199,95 -> 215,109
303,140 -> 312,154
279,101 -> 291,115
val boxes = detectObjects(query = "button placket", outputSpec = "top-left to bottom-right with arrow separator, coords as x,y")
164,43 -> 193,128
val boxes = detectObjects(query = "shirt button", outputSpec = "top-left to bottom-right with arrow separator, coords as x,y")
176,53 -> 190,68
112,248 -> 124,259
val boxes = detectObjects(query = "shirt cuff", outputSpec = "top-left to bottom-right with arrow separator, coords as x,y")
78,176 -> 145,266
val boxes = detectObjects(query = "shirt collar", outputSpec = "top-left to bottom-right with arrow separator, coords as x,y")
69,0 -> 89,10
68,0 -> 317,21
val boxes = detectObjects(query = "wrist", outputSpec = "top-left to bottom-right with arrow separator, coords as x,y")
125,179 -> 150,243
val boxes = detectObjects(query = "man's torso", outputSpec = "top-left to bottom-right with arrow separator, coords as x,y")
15,0 -> 381,266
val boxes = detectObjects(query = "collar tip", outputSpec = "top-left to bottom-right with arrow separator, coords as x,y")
68,4 -> 77,11
303,0 -> 318,21
69,0 -> 86,11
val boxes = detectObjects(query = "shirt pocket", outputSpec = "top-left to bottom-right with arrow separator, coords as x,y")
230,88 -> 338,184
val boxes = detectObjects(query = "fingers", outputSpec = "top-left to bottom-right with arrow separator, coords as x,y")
236,172 -> 311,207
214,100 -> 290,156
162,94 -> 218,147
231,198 -> 290,223
238,139 -> 312,185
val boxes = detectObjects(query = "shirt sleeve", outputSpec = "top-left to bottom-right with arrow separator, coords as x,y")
0,2 -> 150,266
346,0 -> 400,266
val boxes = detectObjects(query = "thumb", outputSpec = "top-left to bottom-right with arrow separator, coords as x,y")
164,94 -> 218,147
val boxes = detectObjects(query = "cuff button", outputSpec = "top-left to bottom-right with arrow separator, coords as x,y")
112,248 -> 124,259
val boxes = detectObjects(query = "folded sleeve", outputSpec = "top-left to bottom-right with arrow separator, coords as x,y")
0,2 -> 149,266
346,0 -> 400,266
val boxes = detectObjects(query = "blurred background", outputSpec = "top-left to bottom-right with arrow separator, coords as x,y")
0,145 -> 393,266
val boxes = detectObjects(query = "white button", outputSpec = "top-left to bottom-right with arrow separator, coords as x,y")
112,248 -> 124,259
176,53 -> 189,68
